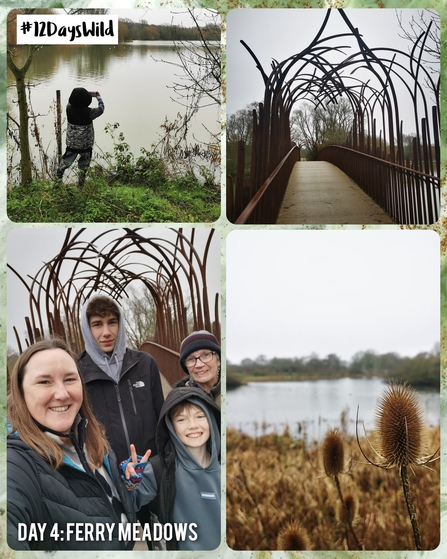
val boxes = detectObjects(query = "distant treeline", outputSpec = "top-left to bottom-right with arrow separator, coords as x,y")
227,349 -> 440,390
118,19 -> 220,42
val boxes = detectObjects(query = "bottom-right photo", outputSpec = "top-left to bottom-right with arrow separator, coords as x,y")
225,229 -> 440,551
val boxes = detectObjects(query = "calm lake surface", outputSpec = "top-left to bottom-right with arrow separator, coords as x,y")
7,42 -> 219,171
226,377 -> 440,443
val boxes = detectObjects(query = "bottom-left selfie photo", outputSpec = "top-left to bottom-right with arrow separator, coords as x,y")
6,226 -> 221,551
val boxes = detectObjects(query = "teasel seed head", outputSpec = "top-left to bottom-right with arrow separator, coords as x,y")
322,428 -> 345,476
375,381 -> 425,468
277,520 -> 310,550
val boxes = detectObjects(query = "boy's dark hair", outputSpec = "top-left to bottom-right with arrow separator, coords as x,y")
86,296 -> 120,323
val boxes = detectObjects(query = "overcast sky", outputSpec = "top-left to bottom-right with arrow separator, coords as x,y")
7,227 -> 220,351
226,8 -> 439,134
226,229 -> 440,365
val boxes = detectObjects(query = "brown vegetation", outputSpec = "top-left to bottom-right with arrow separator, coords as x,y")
226,425 -> 440,551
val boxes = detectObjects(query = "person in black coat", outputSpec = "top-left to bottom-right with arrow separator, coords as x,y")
77,292 -> 165,548
7,338 -> 136,551
56,87 -> 104,187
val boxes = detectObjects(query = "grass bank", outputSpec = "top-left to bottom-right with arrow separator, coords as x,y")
7,175 -> 220,223
7,128 -> 220,223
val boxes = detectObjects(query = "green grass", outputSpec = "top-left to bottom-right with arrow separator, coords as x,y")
8,131 -> 221,223
7,175 -> 220,223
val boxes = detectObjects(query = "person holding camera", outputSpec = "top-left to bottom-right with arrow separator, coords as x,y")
56,87 -> 104,188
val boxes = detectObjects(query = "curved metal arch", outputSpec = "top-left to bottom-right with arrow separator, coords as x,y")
232,8 -> 440,224
8,228 -> 220,357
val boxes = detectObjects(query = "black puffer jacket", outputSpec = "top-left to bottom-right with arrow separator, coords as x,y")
7,418 -> 136,551
78,349 -> 164,462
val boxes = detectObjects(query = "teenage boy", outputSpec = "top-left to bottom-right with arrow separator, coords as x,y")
78,293 -> 164,462
122,386 -> 221,551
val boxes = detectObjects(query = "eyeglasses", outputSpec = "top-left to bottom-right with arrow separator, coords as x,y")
185,351 -> 216,368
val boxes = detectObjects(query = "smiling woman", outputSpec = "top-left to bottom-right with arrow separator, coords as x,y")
7,338 -> 137,551
176,330 -> 222,407
21,348 -> 83,433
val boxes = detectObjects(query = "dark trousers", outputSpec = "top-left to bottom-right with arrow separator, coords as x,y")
57,148 -> 92,177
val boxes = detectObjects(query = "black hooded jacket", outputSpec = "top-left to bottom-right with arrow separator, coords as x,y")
65,87 -> 104,152
78,349 -> 164,463
7,417 -> 136,551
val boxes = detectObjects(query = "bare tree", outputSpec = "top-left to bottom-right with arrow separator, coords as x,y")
157,9 -> 220,150
291,97 -> 353,158
169,9 -> 221,112
396,9 -> 440,102
227,101 -> 260,145
122,285 -> 158,349
226,101 -> 260,178
396,9 -> 440,69
7,9 -> 40,186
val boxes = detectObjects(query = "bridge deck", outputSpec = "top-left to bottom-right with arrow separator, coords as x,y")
277,161 -> 395,224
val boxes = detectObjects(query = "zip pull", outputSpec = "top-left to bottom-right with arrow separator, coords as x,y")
114,384 -> 121,402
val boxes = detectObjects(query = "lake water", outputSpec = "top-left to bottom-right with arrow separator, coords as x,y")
7,42 -> 220,176
226,377 -> 440,443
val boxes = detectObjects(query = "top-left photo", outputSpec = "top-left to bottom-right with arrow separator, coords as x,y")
6,8 -> 221,223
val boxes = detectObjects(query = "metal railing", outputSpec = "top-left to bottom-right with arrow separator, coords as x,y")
317,145 -> 440,224
227,9 -> 440,225
231,144 -> 300,224
139,341 -> 183,386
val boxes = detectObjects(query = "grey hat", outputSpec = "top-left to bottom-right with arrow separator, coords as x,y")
179,330 -> 221,373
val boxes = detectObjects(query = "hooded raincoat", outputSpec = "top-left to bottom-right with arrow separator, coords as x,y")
133,387 -> 221,550
77,293 -> 164,463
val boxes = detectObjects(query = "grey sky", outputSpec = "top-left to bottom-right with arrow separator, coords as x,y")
7,226 -> 221,352
226,8 -> 439,134
226,230 -> 440,365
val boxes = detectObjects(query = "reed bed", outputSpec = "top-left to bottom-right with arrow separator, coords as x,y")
226,425 -> 440,550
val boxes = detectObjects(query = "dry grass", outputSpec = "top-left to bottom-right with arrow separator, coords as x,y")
226,426 -> 440,551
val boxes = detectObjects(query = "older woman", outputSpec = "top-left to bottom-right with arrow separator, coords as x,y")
7,338 -> 136,551
175,330 -> 221,407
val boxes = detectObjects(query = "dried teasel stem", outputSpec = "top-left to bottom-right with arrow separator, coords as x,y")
401,464 -> 422,550
322,429 -> 362,550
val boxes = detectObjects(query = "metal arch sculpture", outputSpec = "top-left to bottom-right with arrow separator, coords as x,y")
8,228 -> 220,384
229,8 -> 440,224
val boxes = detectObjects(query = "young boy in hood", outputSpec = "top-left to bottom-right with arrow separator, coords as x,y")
122,387 -> 221,551
56,87 -> 104,187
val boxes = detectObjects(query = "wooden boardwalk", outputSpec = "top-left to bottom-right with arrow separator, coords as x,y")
277,161 -> 395,224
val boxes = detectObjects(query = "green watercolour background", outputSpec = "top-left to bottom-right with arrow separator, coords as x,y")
0,0 -> 446,557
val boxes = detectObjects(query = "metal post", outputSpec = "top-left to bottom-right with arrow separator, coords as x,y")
56,89 -> 62,157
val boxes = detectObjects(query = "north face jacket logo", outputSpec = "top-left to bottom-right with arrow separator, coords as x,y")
133,381 -> 145,388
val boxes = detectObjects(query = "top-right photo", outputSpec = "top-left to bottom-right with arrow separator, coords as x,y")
226,9 -> 440,225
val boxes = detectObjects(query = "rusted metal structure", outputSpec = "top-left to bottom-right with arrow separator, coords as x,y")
227,9 -> 440,224
8,228 -> 220,386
